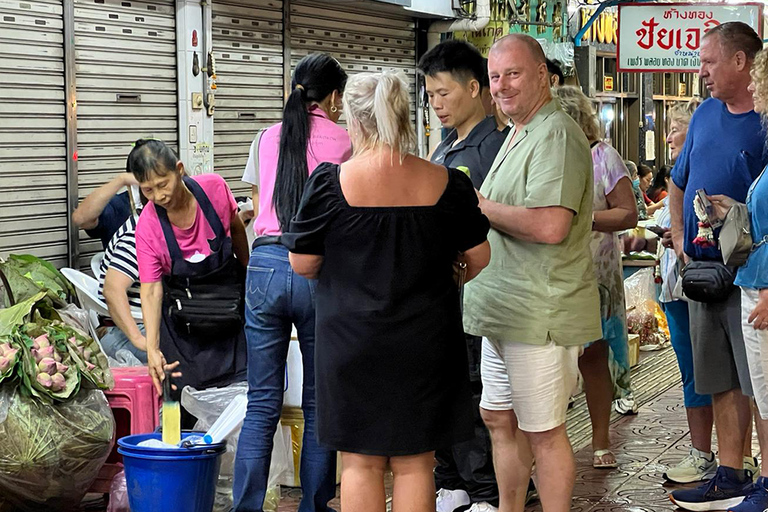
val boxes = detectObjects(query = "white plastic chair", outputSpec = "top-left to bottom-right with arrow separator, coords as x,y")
61,267 -> 143,338
90,252 -> 105,279
60,268 -> 109,343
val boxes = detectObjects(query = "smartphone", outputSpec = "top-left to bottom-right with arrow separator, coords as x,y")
695,189 -> 723,228
646,225 -> 668,236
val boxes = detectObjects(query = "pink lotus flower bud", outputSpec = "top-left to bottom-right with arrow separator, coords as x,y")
38,346 -> 54,359
3,349 -> 17,363
85,362 -> 96,371
36,372 -> 52,388
53,352 -> 61,363
37,358 -> 56,375
55,362 -> 68,373
31,348 -> 40,363
34,334 -> 49,349
0,357 -> 10,373
68,336 -> 76,344
83,348 -> 92,361
50,373 -> 66,392
0,343 -> 12,356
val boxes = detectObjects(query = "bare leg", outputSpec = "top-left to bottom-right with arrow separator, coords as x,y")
744,402 -> 754,458
713,389 -> 752,469
578,340 -> 614,464
527,424 -> 576,512
390,452 -> 436,512
686,405 -> 714,454
481,408 -> 533,512
753,406 -> 768,477
340,452 -> 387,512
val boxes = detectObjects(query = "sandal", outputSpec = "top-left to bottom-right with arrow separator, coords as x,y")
593,449 -> 618,469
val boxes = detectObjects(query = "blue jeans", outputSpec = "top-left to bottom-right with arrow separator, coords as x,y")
100,324 -> 148,364
232,244 -> 336,512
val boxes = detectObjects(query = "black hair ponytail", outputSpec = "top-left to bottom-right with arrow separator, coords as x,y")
273,53 -> 347,231
126,139 -> 179,182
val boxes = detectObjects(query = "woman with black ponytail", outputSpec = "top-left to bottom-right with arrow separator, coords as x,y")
233,53 -> 350,511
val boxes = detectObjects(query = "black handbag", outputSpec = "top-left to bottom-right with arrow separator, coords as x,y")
680,261 -> 737,303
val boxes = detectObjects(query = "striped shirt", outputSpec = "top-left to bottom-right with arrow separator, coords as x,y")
98,214 -> 141,308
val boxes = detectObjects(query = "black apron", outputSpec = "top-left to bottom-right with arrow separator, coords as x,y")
156,176 -> 247,399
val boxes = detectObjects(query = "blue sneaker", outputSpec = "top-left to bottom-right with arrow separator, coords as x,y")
728,476 -> 768,512
669,466 -> 753,511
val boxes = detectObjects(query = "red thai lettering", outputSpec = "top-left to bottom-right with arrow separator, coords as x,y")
636,17 -> 658,50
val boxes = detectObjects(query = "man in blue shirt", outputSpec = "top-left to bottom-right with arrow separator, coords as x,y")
72,173 -> 135,249
419,39 -> 510,512
669,22 -> 768,512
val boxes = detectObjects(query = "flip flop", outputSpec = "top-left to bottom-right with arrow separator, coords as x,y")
593,449 -> 618,469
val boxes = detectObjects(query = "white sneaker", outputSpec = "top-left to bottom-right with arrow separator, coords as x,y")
745,455 -> 760,481
467,503 -> 498,512
663,447 -> 717,483
436,488 -> 470,512
613,394 -> 638,415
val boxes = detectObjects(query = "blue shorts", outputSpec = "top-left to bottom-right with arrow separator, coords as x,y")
664,301 -> 712,408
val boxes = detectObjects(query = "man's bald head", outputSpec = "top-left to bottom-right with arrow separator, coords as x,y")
490,34 -> 546,66
487,33 -> 551,125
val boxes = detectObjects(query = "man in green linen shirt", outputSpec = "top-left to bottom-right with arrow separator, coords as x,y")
463,34 -> 600,512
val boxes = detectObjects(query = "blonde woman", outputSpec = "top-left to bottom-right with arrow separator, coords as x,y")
553,86 -> 638,468
283,72 -> 491,512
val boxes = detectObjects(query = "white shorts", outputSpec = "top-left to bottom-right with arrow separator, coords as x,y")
741,288 -> 768,420
480,337 -> 580,433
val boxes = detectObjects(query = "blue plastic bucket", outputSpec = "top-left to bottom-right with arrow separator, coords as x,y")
117,432 -> 227,512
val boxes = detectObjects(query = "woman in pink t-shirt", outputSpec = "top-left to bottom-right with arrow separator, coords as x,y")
232,53 -> 351,512
131,139 -> 250,406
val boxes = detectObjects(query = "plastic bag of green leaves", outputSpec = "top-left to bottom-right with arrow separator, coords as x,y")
0,384 -> 114,511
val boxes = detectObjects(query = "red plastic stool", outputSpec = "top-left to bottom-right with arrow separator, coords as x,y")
89,366 -> 161,494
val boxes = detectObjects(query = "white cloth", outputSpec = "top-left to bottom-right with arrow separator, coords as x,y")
479,337 -> 580,432
656,198 -> 681,303
241,132 -> 263,187
741,287 -> 768,420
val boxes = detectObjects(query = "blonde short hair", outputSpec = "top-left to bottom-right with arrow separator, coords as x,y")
552,85 -> 601,142
667,98 -> 701,128
751,49 -> 768,121
342,71 -> 416,157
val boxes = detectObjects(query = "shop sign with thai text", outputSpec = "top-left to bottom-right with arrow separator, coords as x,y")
617,3 -> 762,72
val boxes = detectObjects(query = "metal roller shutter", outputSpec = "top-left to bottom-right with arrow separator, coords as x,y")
0,0 -> 69,266
211,0 -> 283,197
290,1 -> 418,126
73,0 -> 178,267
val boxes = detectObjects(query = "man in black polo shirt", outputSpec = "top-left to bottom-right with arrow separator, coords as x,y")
419,39 -> 510,512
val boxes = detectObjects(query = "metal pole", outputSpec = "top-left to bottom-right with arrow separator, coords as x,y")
63,0 -> 80,268
283,0 -> 292,99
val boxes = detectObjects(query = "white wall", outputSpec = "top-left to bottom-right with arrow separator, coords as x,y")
407,0 -> 457,18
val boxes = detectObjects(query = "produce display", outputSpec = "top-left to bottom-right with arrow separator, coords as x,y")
0,259 -> 116,511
